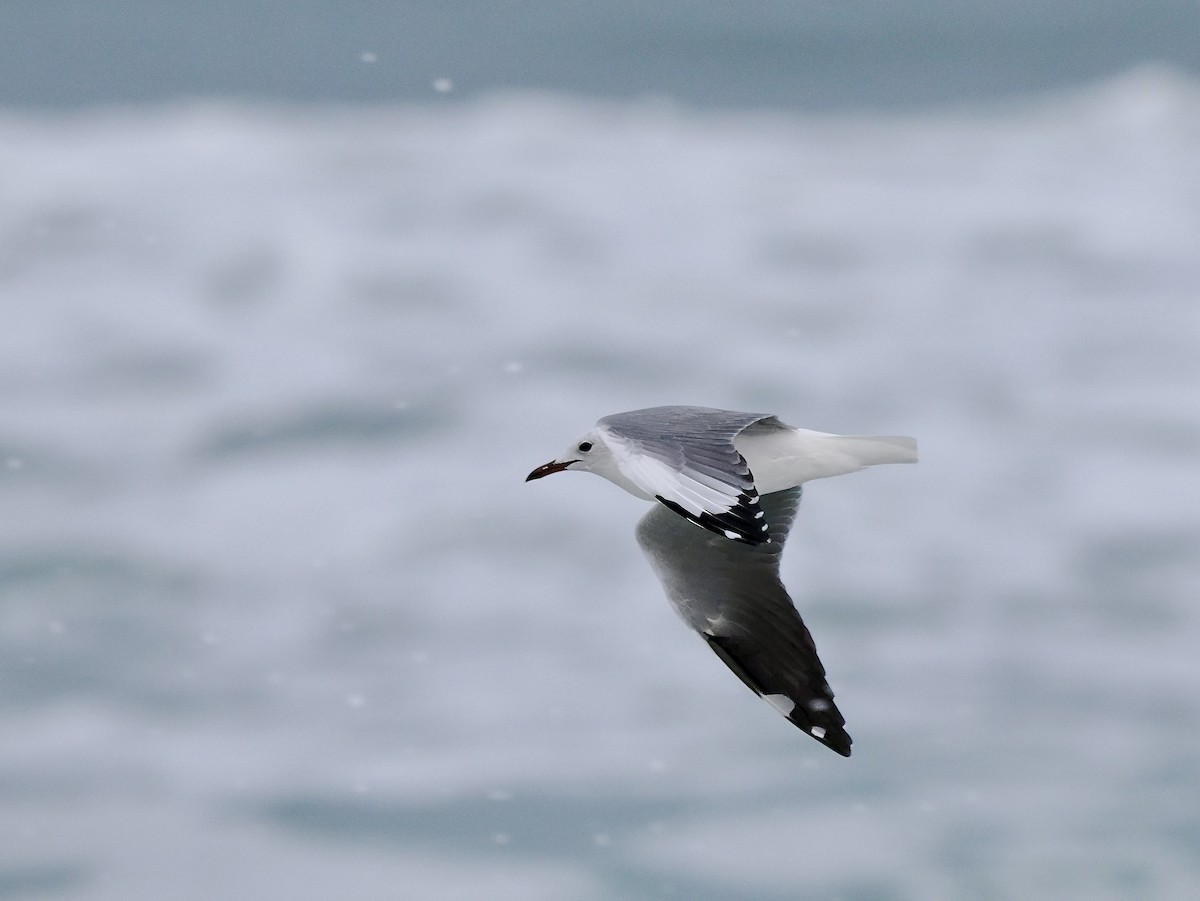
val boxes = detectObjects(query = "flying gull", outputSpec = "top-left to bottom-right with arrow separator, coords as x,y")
526,405 -> 917,756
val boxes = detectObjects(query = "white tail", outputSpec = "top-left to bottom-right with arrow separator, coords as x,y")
829,434 -> 918,467
735,428 -> 918,492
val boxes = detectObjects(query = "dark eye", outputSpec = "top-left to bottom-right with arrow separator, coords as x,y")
577,441 -> 593,453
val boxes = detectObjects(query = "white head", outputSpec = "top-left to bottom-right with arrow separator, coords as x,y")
525,428 -> 614,481
527,427 -> 655,500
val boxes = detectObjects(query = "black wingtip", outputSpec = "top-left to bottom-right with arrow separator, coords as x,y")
787,695 -> 852,756
806,723 -> 853,757
654,494 -> 771,544
786,705 -> 852,756
699,632 -> 851,757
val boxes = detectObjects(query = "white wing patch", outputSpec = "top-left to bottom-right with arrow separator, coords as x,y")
764,694 -> 797,717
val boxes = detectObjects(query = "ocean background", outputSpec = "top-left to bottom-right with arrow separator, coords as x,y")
3,3 -> 1199,899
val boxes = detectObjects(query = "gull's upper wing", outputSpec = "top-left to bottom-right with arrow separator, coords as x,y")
635,486 -> 852,756
599,406 -> 789,544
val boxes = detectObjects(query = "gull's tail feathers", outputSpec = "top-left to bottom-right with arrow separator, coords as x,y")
827,434 -> 918,467
734,427 -> 918,492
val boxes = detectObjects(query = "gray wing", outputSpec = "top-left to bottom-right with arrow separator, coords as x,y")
635,486 -> 852,756
600,406 -> 790,545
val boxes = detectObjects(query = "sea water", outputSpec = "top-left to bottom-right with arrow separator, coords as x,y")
1,68 -> 1198,899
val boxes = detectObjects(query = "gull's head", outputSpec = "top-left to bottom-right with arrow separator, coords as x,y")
525,429 -> 617,483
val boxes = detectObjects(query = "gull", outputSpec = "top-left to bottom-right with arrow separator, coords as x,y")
526,405 -> 917,756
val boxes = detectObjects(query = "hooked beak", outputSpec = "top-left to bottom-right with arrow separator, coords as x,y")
525,459 -> 575,481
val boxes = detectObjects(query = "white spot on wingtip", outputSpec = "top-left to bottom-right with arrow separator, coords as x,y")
764,694 -> 796,716
723,530 -> 740,540
811,726 -> 827,739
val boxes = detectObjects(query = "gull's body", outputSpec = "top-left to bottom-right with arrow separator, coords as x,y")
526,405 -> 917,756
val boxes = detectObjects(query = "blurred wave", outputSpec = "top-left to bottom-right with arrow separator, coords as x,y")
1,69 -> 1198,899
